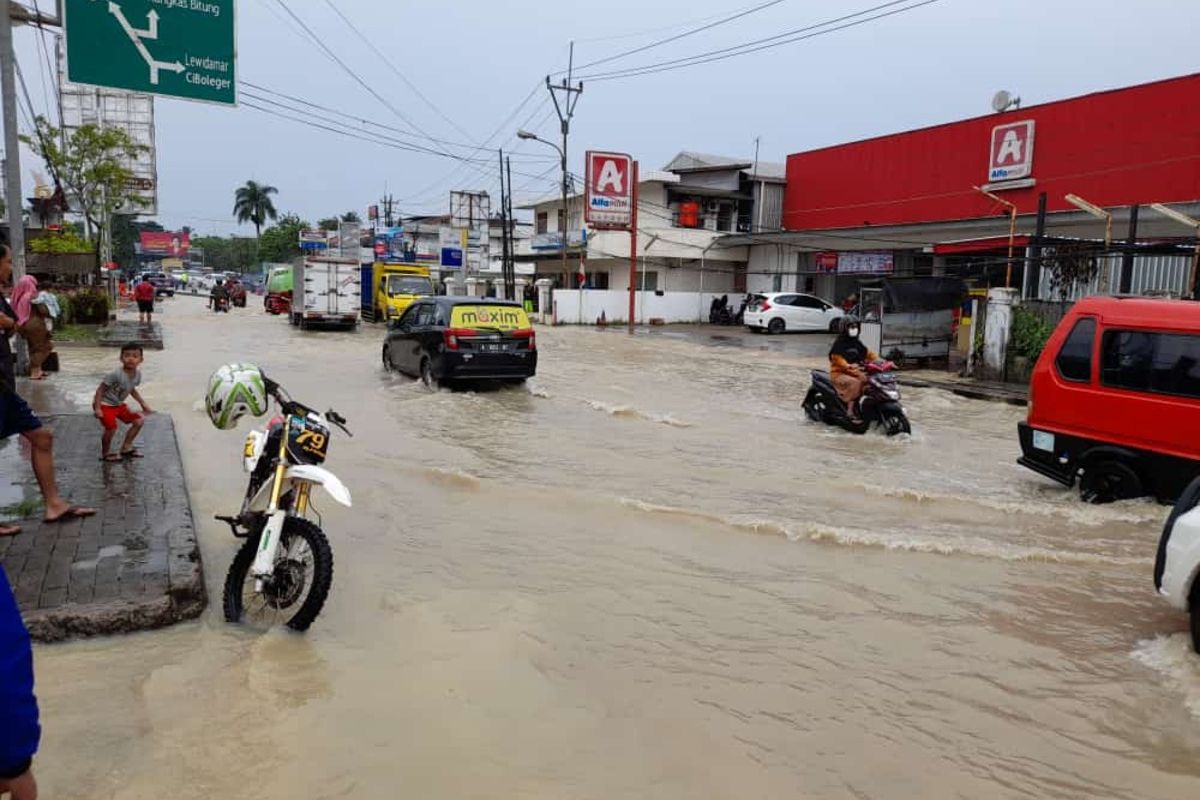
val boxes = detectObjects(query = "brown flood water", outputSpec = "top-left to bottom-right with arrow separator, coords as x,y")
26,296 -> 1200,799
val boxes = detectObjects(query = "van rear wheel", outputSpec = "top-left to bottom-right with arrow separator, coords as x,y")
1080,460 -> 1143,504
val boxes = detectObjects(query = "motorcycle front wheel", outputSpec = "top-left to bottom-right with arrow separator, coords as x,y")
880,409 -> 911,437
223,517 -> 334,632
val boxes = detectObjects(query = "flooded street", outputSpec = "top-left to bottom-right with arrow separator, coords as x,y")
29,297 -> 1200,799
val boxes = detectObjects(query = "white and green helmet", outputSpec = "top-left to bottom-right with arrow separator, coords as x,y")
206,363 -> 268,430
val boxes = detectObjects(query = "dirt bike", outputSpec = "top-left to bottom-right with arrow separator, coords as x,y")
802,359 -> 912,436
216,376 -> 352,631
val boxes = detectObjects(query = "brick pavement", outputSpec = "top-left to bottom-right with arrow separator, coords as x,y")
97,320 -> 164,351
0,413 -> 205,642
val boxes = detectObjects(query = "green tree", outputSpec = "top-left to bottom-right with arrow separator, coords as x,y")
257,213 -> 309,264
317,216 -> 340,232
192,235 -> 257,272
232,180 -> 279,241
21,116 -> 147,242
340,211 -> 361,223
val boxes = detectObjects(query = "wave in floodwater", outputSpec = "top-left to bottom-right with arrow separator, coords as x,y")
527,385 -> 552,399
420,467 -> 483,491
861,483 -> 1164,527
586,400 -> 694,428
619,498 -> 1147,567
1133,635 -> 1200,719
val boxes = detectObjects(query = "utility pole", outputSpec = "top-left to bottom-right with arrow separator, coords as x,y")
505,156 -> 514,301
1,0 -> 27,280
546,42 -> 582,289
499,148 -> 511,299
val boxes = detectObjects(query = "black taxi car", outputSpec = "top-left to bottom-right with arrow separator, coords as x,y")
382,297 -> 537,387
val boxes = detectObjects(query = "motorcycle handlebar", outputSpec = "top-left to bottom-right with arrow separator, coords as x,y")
262,375 -> 351,435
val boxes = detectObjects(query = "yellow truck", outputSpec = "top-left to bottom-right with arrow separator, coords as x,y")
361,263 -> 436,322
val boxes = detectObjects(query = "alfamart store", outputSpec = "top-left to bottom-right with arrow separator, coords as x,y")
726,72 -> 1200,303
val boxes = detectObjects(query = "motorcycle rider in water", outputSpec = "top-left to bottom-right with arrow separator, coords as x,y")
210,279 -> 229,311
828,321 -> 878,421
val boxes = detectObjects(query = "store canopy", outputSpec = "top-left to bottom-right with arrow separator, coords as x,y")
932,235 -> 1031,255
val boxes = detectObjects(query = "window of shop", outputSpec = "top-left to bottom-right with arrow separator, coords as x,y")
586,272 -> 610,290
536,212 -> 548,234
1102,330 -> 1200,398
1056,318 -> 1096,383
637,271 -> 658,291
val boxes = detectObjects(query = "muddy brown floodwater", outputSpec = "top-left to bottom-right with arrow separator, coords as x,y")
26,296 -> 1200,799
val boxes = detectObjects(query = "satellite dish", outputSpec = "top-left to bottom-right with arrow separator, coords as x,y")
992,90 -> 1020,113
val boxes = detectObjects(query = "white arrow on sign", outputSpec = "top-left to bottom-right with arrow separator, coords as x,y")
106,2 -> 185,85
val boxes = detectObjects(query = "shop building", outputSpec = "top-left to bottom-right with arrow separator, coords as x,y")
720,73 -> 1200,304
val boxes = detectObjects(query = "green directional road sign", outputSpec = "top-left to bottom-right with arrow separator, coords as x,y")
64,0 -> 236,105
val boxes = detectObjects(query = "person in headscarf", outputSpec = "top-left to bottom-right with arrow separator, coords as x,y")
828,319 -> 878,419
10,276 -> 51,381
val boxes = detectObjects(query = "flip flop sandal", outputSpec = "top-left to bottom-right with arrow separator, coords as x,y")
101,454 -> 123,462
121,450 -> 144,459
0,525 -> 21,537
43,506 -> 97,524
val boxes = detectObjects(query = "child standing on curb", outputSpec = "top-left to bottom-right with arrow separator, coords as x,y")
93,343 -> 154,463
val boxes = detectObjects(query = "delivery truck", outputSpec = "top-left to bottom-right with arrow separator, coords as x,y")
360,262 -> 436,322
291,256 -> 361,329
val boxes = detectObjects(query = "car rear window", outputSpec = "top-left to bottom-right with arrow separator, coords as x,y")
450,305 -> 529,330
1056,317 -> 1096,383
1101,330 -> 1200,399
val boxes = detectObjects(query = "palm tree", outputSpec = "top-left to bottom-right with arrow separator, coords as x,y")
233,180 -> 279,241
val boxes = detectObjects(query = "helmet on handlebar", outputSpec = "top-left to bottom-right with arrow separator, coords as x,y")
206,363 -> 269,430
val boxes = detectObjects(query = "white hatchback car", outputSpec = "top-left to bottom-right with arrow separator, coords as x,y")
744,292 -> 843,334
1155,478 -> 1200,651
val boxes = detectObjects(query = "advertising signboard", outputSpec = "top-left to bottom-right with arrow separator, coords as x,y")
139,231 -> 189,256
837,251 -> 894,274
988,120 -> 1035,182
585,151 -> 634,229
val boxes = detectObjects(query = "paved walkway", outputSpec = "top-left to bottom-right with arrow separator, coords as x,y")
0,413 -> 204,642
906,373 -> 1029,406
97,320 -> 164,350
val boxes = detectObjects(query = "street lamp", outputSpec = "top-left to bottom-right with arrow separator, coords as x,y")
1149,203 -> 1200,299
1066,193 -> 1114,291
974,186 -> 1018,288
518,129 -> 571,287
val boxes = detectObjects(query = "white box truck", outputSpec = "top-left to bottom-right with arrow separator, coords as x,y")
291,256 -> 361,330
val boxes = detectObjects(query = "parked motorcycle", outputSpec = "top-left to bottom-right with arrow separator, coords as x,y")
709,295 -> 751,326
802,360 -> 911,436
212,370 -> 353,631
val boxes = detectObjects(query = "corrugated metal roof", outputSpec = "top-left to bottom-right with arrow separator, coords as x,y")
664,151 -> 787,181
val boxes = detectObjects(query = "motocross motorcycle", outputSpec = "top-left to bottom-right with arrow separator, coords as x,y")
802,360 -> 911,436
216,376 -> 352,630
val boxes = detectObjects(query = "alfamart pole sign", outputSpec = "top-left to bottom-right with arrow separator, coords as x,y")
585,151 -> 634,230
64,0 -> 236,105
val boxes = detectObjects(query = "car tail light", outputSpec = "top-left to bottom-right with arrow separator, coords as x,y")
759,300 -> 772,313
512,329 -> 536,350
444,328 -> 475,350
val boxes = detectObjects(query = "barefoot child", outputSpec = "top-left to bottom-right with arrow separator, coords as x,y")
93,343 -> 154,462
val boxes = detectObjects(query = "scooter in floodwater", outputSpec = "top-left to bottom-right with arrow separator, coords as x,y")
802,359 -> 911,436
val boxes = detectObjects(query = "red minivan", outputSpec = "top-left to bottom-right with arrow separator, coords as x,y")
1018,296 -> 1200,503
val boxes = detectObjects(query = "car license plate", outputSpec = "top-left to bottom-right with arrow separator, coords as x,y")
1032,430 -> 1055,452
479,342 -> 506,353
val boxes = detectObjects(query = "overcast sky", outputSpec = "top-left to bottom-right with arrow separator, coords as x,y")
12,0 -> 1200,237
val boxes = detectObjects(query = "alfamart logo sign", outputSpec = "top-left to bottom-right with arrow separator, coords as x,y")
989,120 -> 1035,182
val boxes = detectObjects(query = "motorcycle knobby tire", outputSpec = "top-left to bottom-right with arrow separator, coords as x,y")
222,517 -> 334,632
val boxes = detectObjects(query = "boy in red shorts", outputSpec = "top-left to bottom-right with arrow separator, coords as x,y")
92,343 -> 154,462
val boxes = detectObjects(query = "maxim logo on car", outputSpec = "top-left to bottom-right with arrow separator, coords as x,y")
460,309 -> 522,327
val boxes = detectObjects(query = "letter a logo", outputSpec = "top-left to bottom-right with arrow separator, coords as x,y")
996,130 -> 1023,165
596,160 -> 624,194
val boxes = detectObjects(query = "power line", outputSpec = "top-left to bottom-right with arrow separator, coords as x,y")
271,0 -> 448,147
577,0 -> 943,82
319,0 -> 476,142
563,0 -> 790,74
240,81 -> 556,162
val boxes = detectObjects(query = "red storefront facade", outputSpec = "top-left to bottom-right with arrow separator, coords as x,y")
782,73 -> 1200,233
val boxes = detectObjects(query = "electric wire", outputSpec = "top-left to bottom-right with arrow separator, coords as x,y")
577,0 -> 943,81
319,0 -> 477,142
562,0 -> 790,75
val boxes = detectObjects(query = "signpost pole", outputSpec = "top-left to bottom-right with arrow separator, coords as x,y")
628,160 -> 639,334
1,1 -> 25,281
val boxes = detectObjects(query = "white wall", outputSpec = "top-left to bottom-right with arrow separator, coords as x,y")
552,289 -> 729,324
